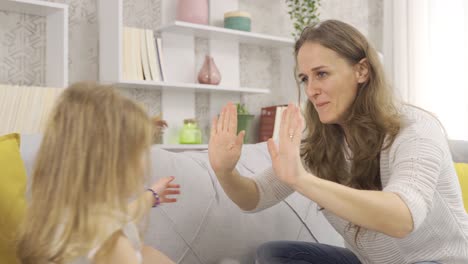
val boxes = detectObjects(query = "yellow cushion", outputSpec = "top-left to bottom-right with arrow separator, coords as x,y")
455,163 -> 468,212
0,133 -> 27,264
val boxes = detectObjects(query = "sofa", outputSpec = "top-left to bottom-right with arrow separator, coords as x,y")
19,134 -> 343,264
449,140 -> 468,163
16,135 -> 468,264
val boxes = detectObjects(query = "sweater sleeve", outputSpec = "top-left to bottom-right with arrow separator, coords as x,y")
383,137 -> 444,231
244,166 -> 295,213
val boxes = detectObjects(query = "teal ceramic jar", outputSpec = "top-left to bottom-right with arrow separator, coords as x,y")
224,11 -> 251,32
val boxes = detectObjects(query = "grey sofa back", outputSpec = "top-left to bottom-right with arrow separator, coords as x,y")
449,140 -> 468,163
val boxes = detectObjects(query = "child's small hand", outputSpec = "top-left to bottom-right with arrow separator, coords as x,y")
150,176 -> 180,203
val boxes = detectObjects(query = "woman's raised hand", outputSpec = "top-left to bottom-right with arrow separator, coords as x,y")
208,102 -> 245,176
267,103 -> 308,187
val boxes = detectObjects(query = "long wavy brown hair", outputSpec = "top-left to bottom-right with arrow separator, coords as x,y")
17,82 -> 152,263
296,20 -> 401,238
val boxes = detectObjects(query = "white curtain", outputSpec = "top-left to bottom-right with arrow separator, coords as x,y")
383,0 -> 468,141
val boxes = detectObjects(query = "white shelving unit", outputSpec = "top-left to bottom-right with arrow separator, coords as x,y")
0,0 -> 68,88
98,1 -> 286,94
99,0 -> 295,149
156,21 -> 294,48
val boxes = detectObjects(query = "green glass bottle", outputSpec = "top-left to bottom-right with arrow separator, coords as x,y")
179,118 -> 202,144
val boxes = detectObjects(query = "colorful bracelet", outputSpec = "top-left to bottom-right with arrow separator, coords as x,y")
146,188 -> 160,208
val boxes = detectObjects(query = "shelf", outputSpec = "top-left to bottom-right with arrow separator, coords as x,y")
114,80 -> 270,94
154,144 -> 208,152
156,21 -> 295,48
0,0 -> 66,16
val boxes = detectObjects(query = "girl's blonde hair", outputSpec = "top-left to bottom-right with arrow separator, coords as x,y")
17,82 -> 152,263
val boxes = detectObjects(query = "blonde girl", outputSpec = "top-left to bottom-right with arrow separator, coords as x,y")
17,82 -> 179,264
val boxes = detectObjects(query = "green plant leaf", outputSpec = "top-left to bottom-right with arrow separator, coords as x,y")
285,0 -> 321,39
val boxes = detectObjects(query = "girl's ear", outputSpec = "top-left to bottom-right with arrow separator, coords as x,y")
355,58 -> 369,84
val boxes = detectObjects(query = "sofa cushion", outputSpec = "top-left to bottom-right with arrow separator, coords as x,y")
455,163 -> 468,212
449,140 -> 468,163
142,143 -> 343,263
0,133 -> 27,264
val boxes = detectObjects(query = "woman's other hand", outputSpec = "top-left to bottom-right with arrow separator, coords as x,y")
267,103 -> 309,187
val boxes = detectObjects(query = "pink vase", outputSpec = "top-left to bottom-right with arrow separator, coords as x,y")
198,55 -> 221,85
176,0 -> 209,25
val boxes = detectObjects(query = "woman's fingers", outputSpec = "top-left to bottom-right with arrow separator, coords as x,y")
228,103 -> 237,133
294,107 -> 304,145
235,130 -> 245,146
280,103 -> 295,143
216,103 -> 238,133
211,116 -> 218,136
267,138 -> 279,161
217,106 -> 226,132
280,106 -> 288,141
223,103 -> 232,132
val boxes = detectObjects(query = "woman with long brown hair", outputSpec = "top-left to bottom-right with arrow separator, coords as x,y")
17,82 -> 179,264
208,20 -> 468,263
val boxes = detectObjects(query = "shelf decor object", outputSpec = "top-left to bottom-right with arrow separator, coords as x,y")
176,0 -> 208,25
179,118 -> 202,144
224,10 -> 251,32
197,55 -> 221,85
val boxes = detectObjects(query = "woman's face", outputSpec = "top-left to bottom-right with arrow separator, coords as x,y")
297,42 -> 368,125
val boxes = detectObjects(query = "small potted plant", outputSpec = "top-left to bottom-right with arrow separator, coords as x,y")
236,103 -> 254,143
285,0 -> 321,39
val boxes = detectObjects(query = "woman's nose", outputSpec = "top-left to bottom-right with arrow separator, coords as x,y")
306,81 -> 320,97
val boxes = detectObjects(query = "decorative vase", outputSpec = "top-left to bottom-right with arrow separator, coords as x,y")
176,0 -> 209,25
198,55 -> 221,85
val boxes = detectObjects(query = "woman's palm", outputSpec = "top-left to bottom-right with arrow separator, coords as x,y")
268,104 -> 308,186
208,103 -> 244,175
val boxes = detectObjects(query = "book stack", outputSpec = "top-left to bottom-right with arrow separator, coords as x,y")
122,27 -> 165,81
258,105 -> 287,142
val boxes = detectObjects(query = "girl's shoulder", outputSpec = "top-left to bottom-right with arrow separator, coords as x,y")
70,221 -> 142,264
91,222 -> 142,264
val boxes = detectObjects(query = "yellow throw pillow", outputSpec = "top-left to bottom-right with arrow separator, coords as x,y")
0,133 -> 27,264
455,163 -> 468,212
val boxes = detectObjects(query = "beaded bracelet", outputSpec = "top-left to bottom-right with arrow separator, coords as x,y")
146,188 -> 160,208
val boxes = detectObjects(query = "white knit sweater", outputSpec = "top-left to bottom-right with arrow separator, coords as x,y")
250,106 -> 468,264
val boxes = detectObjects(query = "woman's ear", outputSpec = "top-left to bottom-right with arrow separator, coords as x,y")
355,58 -> 369,84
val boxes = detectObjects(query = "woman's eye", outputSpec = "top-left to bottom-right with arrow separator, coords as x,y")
300,76 -> 308,84
317,71 -> 328,79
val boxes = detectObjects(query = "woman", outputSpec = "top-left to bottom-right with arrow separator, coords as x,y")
17,82 -> 179,264
208,20 -> 468,263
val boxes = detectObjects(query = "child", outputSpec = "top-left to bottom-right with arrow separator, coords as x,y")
17,82 -> 179,264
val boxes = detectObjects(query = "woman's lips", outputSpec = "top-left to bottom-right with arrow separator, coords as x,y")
316,102 -> 329,108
